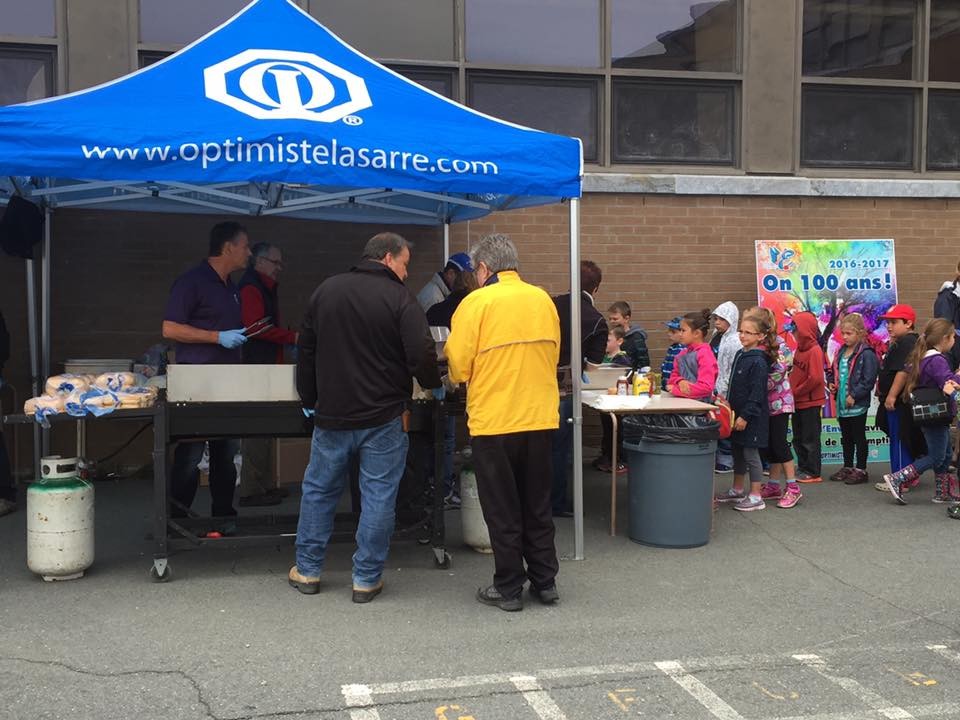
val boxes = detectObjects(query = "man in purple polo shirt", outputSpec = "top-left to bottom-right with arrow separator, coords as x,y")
161,221 -> 251,519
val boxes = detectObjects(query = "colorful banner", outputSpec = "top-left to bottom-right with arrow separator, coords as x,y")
755,239 -> 898,465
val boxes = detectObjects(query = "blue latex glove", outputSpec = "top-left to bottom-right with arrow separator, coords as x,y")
302,407 -> 315,418
431,386 -> 445,401
218,329 -> 248,349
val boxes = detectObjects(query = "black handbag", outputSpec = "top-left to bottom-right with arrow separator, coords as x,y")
909,386 -> 953,426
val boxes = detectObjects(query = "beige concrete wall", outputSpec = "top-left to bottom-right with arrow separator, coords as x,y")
64,0 -> 132,91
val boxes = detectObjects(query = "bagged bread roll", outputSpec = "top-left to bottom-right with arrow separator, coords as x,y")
24,395 -> 65,415
115,387 -> 158,408
94,371 -> 138,392
45,374 -> 92,396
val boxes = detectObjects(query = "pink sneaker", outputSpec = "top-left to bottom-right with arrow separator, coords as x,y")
777,486 -> 802,509
760,482 -> 782,500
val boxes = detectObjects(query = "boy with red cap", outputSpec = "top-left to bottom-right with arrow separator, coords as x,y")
874,304 -> 926,490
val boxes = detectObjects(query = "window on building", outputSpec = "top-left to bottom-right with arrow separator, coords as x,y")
0,45 -> 55,106
802,0 -> 917,80
309,0 -> 455,61
929,0 -> 960,82
0,0 -> 56,38
465,0 -> 601,67
391,66 -> 457,100
139,0 -> 249,45
467,73 -> 600,162
613,80 -> 736,164
927,91 -> 960,170
801,86 -> 915,168
611,0 -> 738,72
138,50 -> 172,69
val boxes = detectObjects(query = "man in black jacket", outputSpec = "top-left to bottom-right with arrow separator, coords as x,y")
0,310 -> 15,516
289,232 -> 441,602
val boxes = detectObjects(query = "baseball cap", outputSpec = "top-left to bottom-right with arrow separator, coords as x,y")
446,252 -> 473,273
880,304 -> 916,323
665,317 -> 682,330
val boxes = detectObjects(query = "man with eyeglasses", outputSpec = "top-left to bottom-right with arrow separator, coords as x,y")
238,241 -> 299,507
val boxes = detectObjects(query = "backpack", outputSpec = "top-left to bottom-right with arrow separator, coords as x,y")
710,393 -> 735,439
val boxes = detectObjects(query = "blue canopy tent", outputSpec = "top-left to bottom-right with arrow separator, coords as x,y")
0,0 -> 589,557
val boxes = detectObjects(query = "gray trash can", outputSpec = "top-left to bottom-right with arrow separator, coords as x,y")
623,438 -> 717,548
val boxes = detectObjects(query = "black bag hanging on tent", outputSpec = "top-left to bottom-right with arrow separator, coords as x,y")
0,195 -> 43,259
909,386 -> 953,426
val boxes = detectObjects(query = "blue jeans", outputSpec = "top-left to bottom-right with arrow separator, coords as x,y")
914,424 -> 951,476
295,418 -> 409,588
550,396 -> 573,513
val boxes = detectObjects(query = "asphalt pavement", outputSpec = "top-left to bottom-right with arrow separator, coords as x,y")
2,462 -> 959,720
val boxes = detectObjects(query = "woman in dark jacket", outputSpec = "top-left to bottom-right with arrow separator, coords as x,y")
716,314 -> 773,511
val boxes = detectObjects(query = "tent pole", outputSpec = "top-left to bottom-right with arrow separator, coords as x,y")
25,258 -> 41,479
443,222 -> 450,262
569,198 -> 583,561
41,207 -> 51,456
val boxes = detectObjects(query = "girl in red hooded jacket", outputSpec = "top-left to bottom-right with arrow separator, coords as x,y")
789,311 -> 826,483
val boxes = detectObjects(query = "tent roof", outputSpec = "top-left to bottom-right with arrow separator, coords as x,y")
0,0 -> 581,224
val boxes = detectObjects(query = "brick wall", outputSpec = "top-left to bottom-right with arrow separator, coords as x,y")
451,195 -> 960,365
2,196 -> 958,473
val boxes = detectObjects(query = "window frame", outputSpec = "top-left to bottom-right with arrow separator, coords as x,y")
799,0 -> 960,175
0,0 -> 63,103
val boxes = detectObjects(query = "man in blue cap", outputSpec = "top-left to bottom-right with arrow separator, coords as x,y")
416,252 -> 474,312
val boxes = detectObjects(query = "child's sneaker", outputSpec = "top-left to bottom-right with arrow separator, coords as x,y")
844,468 -> 869,485
733,495 -> 766,512
760,482 -> 782,500
714,462 -> 733,474
948,503 -> 960,520
829,467 -> 853,482
796,471 -> 822,484
776,486 -> 803,509
715,487 -> 745,503
883,472 -> 908,505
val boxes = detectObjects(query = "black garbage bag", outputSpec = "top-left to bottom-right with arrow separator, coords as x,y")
621,413 -> 720,444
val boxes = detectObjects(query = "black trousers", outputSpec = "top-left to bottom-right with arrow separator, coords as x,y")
0,429 -> 14,502
791,406 -> 822,476
838,414 -> 868,470
473,430 -> 559,599
170,439 -> 240,518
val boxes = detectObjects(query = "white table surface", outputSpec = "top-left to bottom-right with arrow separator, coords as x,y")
581,390 -> 715,414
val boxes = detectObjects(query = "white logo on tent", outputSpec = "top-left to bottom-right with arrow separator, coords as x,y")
203,49 -> 371,122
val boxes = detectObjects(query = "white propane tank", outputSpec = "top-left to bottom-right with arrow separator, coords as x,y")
27,456 -> 95,581
459,448 -> 493,554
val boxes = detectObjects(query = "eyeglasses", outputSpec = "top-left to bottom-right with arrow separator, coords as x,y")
738,330 -> 762,336
260,257 -> 284,268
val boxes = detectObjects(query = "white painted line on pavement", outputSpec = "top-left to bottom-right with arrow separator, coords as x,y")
793,654 -> 915,720
926,645 -> 960,665
342,684 -> 381,720
362,672 -> 514,694
510,675 -> 568,720
655,660 -> 746,720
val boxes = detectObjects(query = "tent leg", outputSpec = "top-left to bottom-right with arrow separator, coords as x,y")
41,208 -> 51,456
25,259 -> 41,479
569,198 -> 583,561
443,222 -> 450,263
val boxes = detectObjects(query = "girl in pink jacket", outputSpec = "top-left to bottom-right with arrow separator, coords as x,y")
668,309 -> 719,402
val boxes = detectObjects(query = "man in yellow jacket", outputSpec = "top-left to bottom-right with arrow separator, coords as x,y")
445,234 -> 561,612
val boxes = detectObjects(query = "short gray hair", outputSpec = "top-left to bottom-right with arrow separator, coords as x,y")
362,232 -> 410,261
249,241 -> 278,267
470,233 -> 519,274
